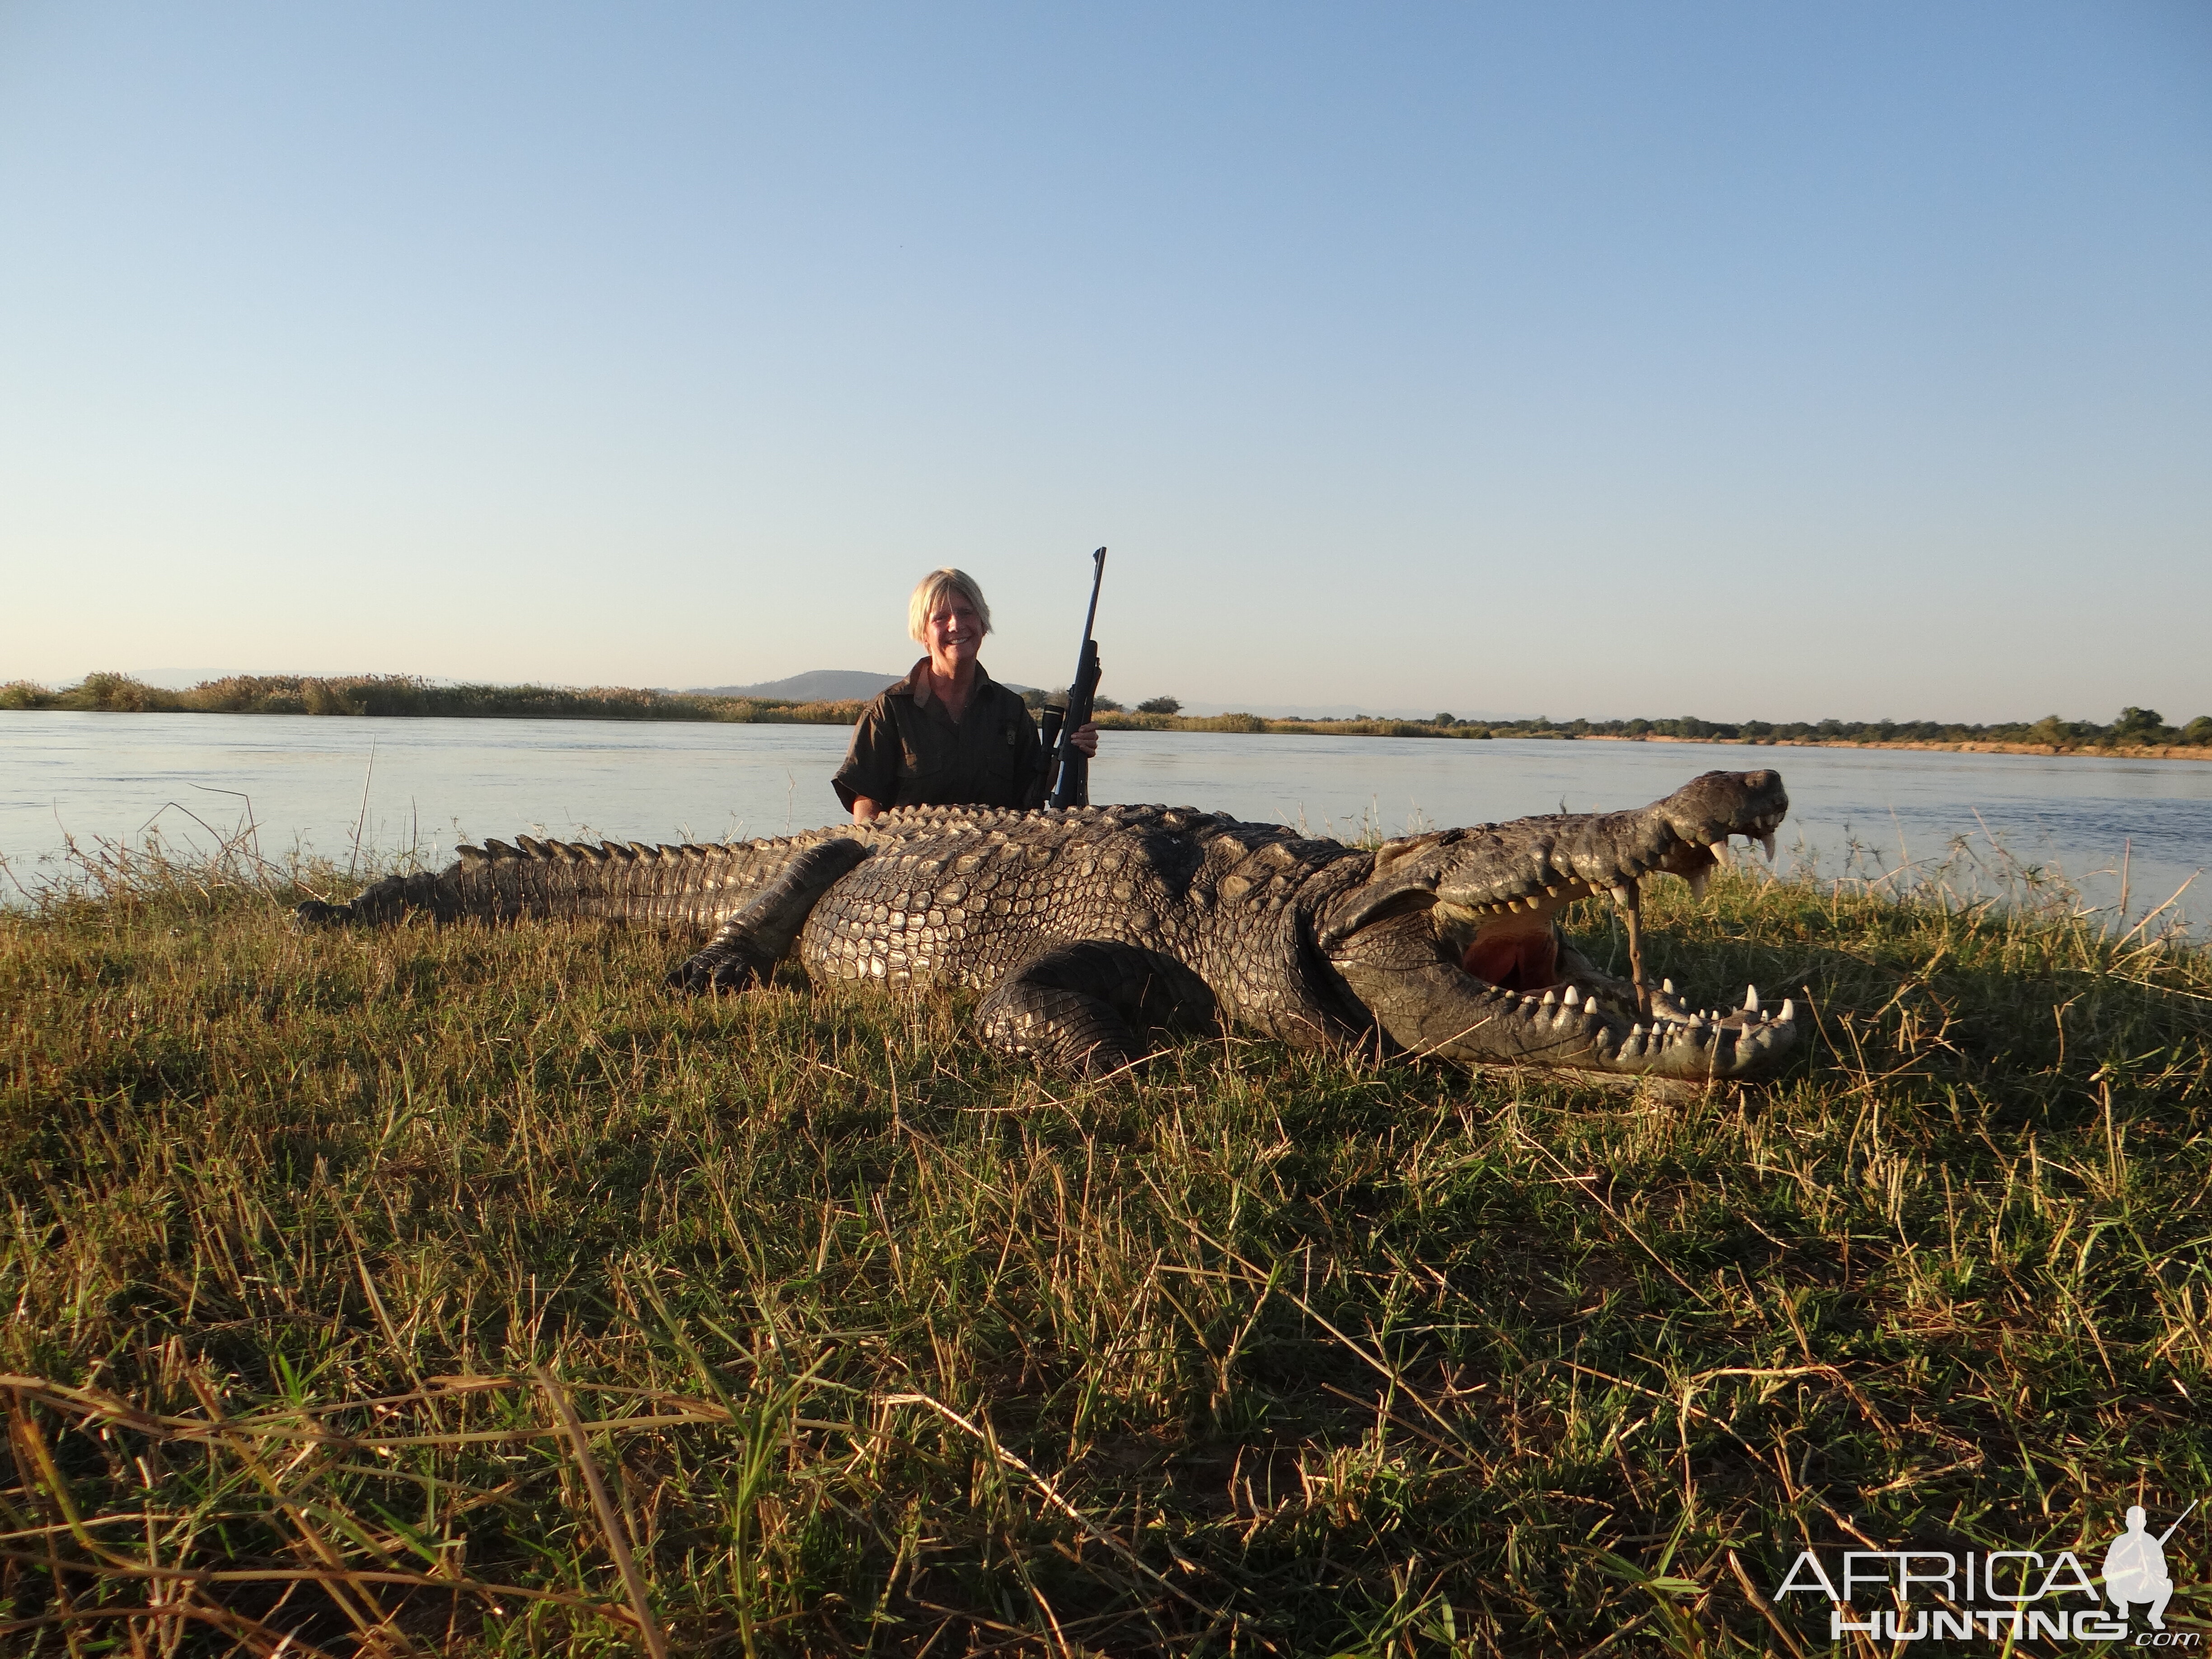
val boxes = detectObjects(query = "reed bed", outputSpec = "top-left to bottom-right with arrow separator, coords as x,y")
3,832 -> 2209,1655
0,674 -> 863,726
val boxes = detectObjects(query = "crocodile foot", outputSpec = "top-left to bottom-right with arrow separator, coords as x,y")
667,938 -> 778,994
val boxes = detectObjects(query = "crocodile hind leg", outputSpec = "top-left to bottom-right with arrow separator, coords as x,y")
976,941 -> 1216,1079
668,839 -> 872,993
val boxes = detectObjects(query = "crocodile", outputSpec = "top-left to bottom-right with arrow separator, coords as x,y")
298,769 -> 1799,1082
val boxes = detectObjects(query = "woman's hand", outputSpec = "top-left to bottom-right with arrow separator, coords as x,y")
1070,722 -> 1099,758
852,797 -> 882,824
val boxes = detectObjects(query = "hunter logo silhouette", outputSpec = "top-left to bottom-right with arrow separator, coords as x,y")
2105,1501 -> 2193,1630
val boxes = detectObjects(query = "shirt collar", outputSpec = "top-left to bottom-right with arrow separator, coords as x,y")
896,656 -> 992,711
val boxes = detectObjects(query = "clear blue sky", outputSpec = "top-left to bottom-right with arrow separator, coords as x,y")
3,3 -> 2207,722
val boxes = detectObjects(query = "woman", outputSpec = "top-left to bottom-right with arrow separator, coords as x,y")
834,568 -> 1099,823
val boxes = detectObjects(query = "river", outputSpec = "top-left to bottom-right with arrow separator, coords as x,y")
3,712 -> 2206,932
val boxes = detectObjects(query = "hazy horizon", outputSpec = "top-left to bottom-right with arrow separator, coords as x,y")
4,5 -> 2207,722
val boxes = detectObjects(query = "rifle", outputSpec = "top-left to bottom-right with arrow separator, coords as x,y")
1036,547 -> 1106,809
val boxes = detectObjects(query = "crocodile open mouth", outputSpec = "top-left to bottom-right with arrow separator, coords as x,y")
1417,782 -> 1798,1076
1458,910 -> 1560,991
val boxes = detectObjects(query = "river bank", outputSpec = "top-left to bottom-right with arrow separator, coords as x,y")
1572,730 -> 2212,763
1099,717 -> 2212,763
9,671 -> 2211,763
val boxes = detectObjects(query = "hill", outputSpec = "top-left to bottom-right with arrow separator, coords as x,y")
688,669 -> 903,701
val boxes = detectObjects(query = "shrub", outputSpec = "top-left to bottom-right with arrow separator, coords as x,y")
1136,696 -> 1182,716
75,672 -> 158,712
2029,715 -> 2076,750
0,680 -> 54,709
302,679 -> 366,717
2113,707 -> 2175,746
1022,687 -> 1124,714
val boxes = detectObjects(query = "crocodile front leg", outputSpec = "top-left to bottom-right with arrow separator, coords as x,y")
976,941 -> 1216,1079
669,839 -> 873,993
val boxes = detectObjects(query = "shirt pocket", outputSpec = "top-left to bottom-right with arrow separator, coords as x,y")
977,717 -> 1025,795
897,743 -> 946,793
896,727 -> 956,797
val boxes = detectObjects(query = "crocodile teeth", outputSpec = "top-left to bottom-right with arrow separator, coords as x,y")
1661,978 -> 1675,994
1540,989 -> 1557,1007
1710,839 -> 1730,867
1562,985 -> 1580,1006
1780,997 -> 1796,1022
1686,867 -> 1711,901
1611,884 -> 1635,907
1743,984 -> 1760,1012
1757,833 -> 1777,862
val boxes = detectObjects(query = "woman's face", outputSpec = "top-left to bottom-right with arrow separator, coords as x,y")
921,592 -> 984,670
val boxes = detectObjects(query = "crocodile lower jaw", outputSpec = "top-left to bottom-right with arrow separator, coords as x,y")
1484,980 -> 1803,1079
1426,894 -> 1803,1079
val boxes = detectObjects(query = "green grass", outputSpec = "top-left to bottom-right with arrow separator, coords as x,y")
3,841 -> 2210,1655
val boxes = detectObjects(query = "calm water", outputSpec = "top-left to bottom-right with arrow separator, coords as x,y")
4,712 -> 2207,931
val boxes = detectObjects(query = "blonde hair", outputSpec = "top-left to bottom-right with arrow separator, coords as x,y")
907,568 -> 993,644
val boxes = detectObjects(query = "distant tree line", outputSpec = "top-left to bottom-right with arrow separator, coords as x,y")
0,673 -> 866,724
1096,702 -> 2212,749
6,674 -> 2207,752
1436,707 -> 2212,749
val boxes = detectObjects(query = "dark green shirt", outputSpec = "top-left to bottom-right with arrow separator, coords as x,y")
832,659 -> 1041,813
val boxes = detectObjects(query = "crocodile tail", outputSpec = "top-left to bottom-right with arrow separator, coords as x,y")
293,833 -> 834,931
294,869 -> 452,929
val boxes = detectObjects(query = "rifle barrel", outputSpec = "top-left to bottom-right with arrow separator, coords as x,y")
1081,547 -> 1106,635
2157,1500 -> 2199,1547
1046,547 -> 1107,811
